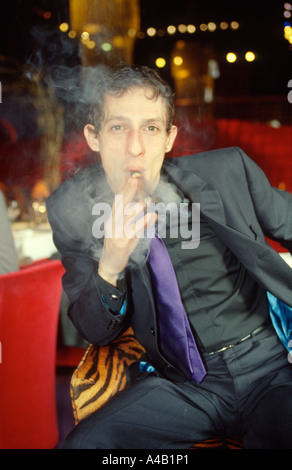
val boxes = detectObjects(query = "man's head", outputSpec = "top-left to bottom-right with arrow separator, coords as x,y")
84,64 -> 178,196
86,63 -> 176,135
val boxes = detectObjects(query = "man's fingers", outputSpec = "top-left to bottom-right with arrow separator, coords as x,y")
120,177 -> 141,206
124,211 -> 157,239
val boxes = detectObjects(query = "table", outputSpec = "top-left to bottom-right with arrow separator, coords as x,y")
12,222 -> 57,262
280,252 -> 292,268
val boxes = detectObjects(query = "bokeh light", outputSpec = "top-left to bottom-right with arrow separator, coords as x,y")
155,57 -> 166,68
245,51 -> 256,62
226,52 -> 237,63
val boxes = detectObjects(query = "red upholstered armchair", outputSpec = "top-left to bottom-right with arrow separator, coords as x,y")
0,259 -> 64,449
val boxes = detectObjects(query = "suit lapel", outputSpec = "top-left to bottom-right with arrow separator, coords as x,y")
164,160 -> 292,306
164,158 -> 227,225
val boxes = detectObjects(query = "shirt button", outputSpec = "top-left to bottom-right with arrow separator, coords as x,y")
150,328 -> 156,336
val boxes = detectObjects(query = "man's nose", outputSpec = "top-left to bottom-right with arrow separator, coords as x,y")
127,130 -> 145,156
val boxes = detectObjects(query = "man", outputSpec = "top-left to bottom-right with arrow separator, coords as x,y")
47,64 -> 292,449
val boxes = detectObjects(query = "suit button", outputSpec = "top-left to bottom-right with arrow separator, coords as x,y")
150,328 -> 156,336
108,319 -> 118,330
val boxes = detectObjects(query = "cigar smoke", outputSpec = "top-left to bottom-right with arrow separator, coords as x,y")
23,30 -> 193,269
86,167 -> 184,270
126,174 -> 183,267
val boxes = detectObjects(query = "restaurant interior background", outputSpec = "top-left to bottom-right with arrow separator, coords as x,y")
0,0 -> 292,449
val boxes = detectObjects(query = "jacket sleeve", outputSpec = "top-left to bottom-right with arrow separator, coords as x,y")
47,196 -> 131,346
238,147 -> 292,253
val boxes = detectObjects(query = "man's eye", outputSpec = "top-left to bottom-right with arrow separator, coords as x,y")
145,125 -> 159,133
111,125 -> 124,132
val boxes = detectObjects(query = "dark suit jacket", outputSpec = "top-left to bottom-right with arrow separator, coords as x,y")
47,147 -> 292,382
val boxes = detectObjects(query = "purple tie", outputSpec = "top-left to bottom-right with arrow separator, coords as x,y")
147,233 -> 206,383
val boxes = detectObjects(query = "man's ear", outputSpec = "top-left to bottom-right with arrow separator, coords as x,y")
165,125 -> 178,153
84,124 -> 100,151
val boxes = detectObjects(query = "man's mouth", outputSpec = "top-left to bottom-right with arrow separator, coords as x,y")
127,170 -> 145,179
131,171 -> 143,178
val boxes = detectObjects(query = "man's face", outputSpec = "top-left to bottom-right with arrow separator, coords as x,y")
84,87 -> 177,197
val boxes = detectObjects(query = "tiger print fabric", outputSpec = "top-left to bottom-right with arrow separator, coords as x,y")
70,327 -> 243,448
191,436 -> 243,449
70,327 -> 146,424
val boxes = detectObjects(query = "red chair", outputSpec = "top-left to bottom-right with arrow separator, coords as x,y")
0,259 -> 64,449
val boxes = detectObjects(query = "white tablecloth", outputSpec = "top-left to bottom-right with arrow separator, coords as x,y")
12,222 -> 57,262
280,252 -> 292,268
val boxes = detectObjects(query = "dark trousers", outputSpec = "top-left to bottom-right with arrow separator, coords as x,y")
63,326 -> 292,449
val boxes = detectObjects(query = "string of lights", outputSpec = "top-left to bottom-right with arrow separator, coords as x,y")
32,2 -> 292,62
138,20 -> 240,38
60,19 -> 240,43
59,18 -> 256,67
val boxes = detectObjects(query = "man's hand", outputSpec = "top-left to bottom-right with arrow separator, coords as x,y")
98,178 -> 156,286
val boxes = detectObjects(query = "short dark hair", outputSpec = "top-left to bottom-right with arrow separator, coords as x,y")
87,63 -> 175,134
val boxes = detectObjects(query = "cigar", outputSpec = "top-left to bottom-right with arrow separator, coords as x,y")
129,171 -> 158,204
130,171 -> 143,179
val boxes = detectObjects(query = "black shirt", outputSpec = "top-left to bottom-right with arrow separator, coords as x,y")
163,213 -> 269,352
97,210 -> 270,354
